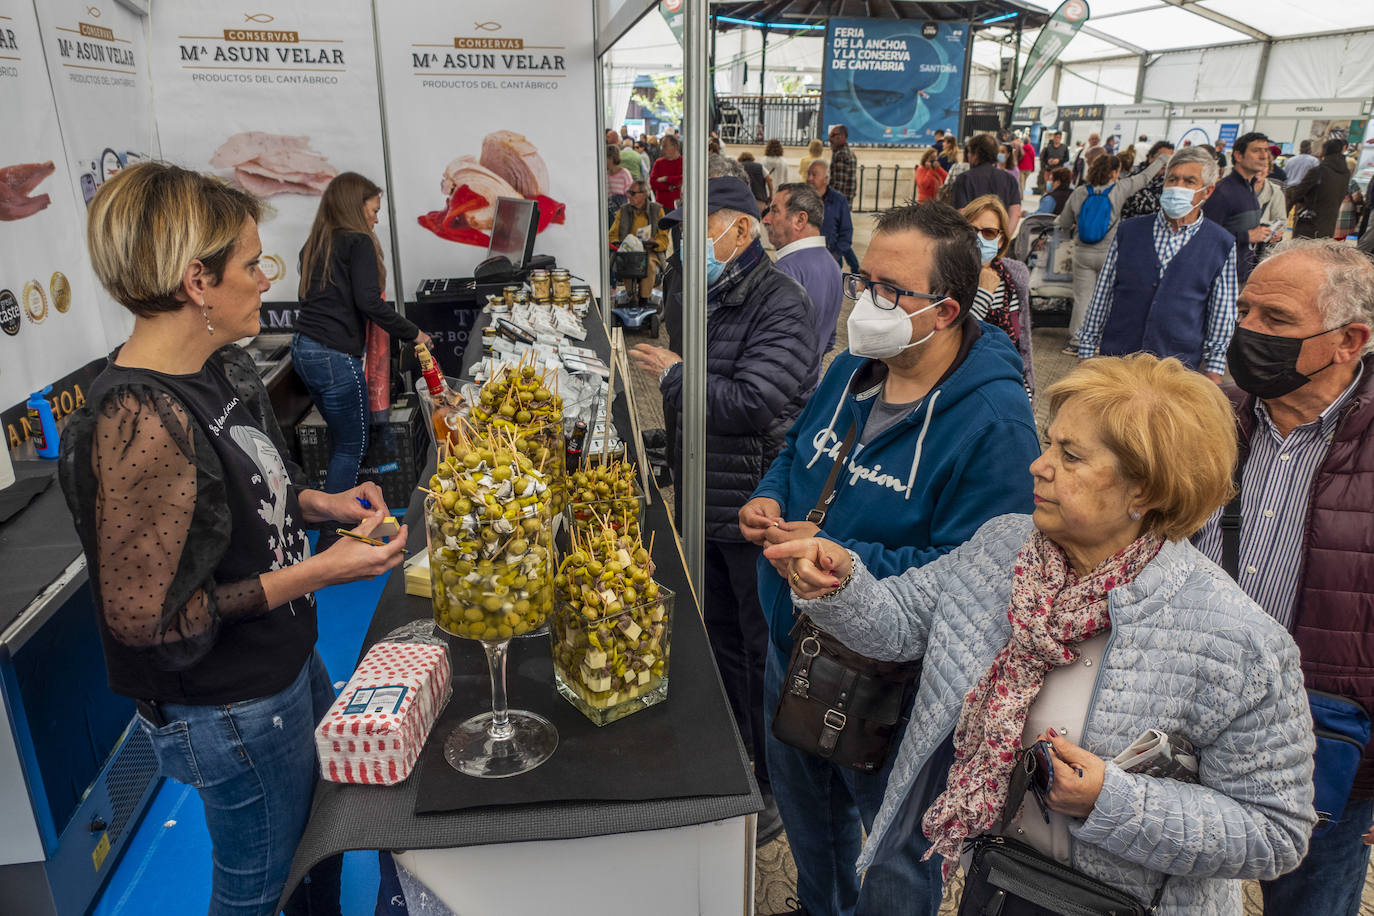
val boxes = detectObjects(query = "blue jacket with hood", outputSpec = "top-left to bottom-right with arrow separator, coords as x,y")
751,321 -> 1040,653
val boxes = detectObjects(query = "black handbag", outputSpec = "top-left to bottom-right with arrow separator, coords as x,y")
958,835 -> 1165,916
769,421 -> 922,773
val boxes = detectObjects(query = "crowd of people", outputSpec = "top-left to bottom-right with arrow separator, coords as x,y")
619,121 -> 1374,916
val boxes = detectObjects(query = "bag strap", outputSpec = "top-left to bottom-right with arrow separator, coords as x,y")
806,419 -> 859,527
1219,469 -> 1243,581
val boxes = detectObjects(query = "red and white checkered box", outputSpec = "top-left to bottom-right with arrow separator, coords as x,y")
316,641 -> 452,786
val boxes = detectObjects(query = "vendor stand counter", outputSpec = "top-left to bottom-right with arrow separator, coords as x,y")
284,300 -> 763,916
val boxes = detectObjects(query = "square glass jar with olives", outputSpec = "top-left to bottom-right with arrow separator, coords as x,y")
551,552 -> 673,725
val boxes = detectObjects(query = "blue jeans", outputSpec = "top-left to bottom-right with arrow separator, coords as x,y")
763,644 -> 943,916
138,652 -> 339,916
1261,795 -> 1374,916
291,334 -> 369,494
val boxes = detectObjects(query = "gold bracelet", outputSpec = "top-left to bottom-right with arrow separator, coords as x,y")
820,565 -> 854,599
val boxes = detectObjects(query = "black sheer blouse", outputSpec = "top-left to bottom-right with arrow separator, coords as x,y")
60,344 -> 319,704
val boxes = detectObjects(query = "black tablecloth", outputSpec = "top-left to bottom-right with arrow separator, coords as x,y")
283,300 -> 759,900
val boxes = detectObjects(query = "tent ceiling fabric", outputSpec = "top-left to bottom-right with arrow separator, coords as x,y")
708,0 -> 1050,29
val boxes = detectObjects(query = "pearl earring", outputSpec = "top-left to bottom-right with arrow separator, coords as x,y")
200,303 -> 214,335
1129,510 -> 1142,521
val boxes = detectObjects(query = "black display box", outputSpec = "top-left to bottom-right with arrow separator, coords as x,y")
295,395 -> 427,511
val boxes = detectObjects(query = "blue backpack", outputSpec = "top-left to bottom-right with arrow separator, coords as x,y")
1076,183 -> 1115,244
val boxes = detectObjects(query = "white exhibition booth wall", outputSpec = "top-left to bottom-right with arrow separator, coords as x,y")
0,0 -> 601,448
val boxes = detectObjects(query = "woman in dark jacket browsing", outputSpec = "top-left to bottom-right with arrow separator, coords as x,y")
60,162 -> 406,915
292,172 -> 430,495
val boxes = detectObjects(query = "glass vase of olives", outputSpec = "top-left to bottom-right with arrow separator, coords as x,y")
565,458 -> 645,540
469,363 -> 567,513
550,529 -> 673,726
423,432 -> 559,777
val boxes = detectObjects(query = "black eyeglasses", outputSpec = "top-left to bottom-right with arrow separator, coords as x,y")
842,273 -> 946,309
972,226 -> 1001,241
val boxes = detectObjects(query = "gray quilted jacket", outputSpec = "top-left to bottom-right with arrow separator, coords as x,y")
795,514 -> 1316,914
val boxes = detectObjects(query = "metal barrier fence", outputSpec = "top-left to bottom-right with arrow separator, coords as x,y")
853,164 -> 917,213
716,94 -> 822,147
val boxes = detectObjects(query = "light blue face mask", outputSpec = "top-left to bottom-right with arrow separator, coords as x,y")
705,222 -> 739,285
1159,186 -> 1201,220
977,235 -> 1000,265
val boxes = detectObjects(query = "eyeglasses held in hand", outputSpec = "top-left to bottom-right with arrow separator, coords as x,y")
843,273 -> 947,309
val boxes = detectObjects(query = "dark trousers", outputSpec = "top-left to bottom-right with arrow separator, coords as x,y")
1261,795 -> 1374,916
703,537 -> 771,792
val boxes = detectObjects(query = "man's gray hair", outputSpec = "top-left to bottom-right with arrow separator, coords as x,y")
710,207 -> 762,240
1167,146 -> 1219,186
807,159 -> 828,177
708,154 -> 748,181
775,182 -> 824,228
1265,238 -> 1374,356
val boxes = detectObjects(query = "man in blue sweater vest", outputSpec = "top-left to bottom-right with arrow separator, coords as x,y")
764,181 -> 844,376
1076,146 -> 1239,381
739,202 -> 1039,916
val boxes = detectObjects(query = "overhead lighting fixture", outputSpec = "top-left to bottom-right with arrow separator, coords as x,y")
981,12 -> 1020,24
713,14 -> 827,30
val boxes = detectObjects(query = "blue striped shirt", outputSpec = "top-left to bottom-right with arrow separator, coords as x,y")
1077,212 -> 1238,375
1194,363 -> 1365,629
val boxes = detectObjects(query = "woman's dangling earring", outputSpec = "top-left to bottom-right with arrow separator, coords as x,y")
201,303 -> 214,335
1129,510 -> 1142,521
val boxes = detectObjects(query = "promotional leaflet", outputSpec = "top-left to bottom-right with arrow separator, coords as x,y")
375,0 -> 601,294
821,18 -> 967,147
0,0 -> 115,428
149,0 -> 393,309
35,0 -> 155,349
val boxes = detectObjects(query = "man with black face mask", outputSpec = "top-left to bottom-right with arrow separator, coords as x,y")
1194,239 -> 1374,916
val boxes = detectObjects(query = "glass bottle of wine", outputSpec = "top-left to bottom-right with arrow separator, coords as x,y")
415,342 -> 461,448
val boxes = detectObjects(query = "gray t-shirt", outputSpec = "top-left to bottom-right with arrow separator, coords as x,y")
859,391 -> 921,446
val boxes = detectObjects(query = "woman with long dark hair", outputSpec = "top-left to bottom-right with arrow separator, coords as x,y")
292,172 -> 430,495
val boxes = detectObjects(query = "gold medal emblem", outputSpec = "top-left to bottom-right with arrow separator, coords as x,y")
50,271 -> 71,314
22,280 -> 48,324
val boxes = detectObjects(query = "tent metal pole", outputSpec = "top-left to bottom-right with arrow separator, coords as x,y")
1251,41 -> 1272,108
759,26 -> 768,140
682,0 -> 708,600
958,20 -> 974,139
595,1 -> 610,324
1134,54 -> 1147,104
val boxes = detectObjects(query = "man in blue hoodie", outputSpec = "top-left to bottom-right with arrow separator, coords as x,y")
740,201 -> 1039,916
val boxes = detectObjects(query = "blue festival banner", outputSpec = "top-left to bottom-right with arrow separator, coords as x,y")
821,18 -> 967,147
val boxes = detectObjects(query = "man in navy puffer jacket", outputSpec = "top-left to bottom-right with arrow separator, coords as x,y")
632,177 -> 818,844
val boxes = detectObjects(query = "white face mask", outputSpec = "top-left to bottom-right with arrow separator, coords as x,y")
846,289 -> 942,360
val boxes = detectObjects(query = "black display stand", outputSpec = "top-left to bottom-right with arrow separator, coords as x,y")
281,299 -> 760,902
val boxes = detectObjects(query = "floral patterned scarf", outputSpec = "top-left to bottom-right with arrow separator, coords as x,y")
921,528 -> 1163,861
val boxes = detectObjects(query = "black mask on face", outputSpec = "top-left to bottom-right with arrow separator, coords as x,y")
1227,325 -> 1344,399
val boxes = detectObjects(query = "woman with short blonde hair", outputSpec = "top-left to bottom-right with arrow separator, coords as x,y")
63,161 -> 406,916
768,353 -> 1315,915
799,137 -> 826,181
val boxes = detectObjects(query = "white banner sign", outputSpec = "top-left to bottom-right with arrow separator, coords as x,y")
35,0 -> 155,349
1263,100 -> 1367,119
375,0 -> 601,296
0,0 -> 116,422
150,0 -> 392,306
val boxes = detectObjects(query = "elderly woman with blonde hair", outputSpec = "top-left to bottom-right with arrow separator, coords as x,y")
766,354 -> 1315,915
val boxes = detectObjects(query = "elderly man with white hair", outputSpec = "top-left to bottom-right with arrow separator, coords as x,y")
1194,238 -> 1374,916
1075,145 -> 1237,381
631,176 -> 818,847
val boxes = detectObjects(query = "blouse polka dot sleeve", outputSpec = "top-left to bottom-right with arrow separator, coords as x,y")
60,385 -> 268,672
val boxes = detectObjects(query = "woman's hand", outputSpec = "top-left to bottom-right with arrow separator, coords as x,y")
738,496 -> 782,545
414,330 -> 434,350
317,515 -> 407,586
763,537 -> 852,600
1038,729 -> 1107,818
299,483 -> 390,525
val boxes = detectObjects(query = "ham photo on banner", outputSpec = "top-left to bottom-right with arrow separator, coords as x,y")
150,0 -> 393,304
418,128 -> 566,247
377,0 -> 600,295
